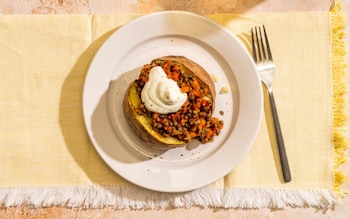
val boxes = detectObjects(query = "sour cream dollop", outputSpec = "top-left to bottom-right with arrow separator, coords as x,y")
141,66 -> 188,114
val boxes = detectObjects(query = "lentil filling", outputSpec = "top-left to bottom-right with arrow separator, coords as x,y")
134,59 -> 224,144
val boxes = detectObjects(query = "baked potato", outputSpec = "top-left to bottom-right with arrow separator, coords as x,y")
123,56 -> 224,150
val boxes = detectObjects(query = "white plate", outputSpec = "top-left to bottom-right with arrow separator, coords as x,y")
83,11 -> 263,192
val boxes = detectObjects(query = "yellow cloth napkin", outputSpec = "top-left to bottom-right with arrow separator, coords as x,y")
0,4 -> 347,209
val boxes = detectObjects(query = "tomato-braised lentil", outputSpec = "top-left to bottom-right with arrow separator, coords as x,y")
134,60 -> 224,144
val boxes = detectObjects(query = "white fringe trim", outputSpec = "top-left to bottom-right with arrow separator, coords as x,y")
0,185 -> 337,209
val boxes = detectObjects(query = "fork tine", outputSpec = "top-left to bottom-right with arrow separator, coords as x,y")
255,27 -> 262,63
258,26 -> 267,62
251,28 -> 257,63
263,25 -> 273,61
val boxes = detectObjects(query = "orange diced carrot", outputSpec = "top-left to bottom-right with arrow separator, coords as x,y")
189,131 -> 197,138
206,130 -> 214,138
192,79 -> 200,90
181,86 -> 191,93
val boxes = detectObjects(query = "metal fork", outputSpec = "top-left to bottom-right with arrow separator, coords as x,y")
251,26 -> 291,183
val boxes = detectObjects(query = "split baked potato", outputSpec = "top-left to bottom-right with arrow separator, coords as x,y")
123,56 -> 223,150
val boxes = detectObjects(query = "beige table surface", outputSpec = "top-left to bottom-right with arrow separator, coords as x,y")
0,0 -> 349,218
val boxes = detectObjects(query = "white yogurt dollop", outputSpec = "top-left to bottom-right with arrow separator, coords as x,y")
141,66 -> 188,114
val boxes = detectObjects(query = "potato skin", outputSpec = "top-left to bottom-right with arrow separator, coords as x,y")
123,56 -> 215,150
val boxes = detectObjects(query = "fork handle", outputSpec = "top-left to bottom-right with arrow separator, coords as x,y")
268,89 -> 291,183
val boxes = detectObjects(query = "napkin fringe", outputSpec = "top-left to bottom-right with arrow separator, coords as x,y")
330,0 -> 349,197
0,186 -> 337,209
0,185 -> 337,210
